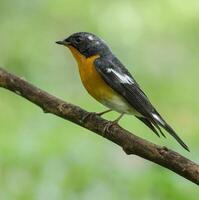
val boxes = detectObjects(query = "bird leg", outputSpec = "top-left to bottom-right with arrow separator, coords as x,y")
103,113 -> 124,134
82,109 -> 112,122
97,109 -> 112,116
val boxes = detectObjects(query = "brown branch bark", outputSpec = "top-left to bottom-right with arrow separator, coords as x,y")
0,67 -> 199,185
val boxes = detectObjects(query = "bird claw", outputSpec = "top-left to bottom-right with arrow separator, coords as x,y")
82,112 -> 97,122
57,103 -> 67,113
102,113 -> 124,135
103,120 -> 118,135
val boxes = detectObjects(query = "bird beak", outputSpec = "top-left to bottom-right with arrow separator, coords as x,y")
55,40 -> 71,46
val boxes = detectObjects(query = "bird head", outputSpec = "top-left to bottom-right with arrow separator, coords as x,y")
56,32 -> 110,57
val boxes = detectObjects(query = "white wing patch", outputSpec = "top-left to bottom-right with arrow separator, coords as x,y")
88,35 -> 94,41
106,68 -> 134,84
152,113 -> 165,125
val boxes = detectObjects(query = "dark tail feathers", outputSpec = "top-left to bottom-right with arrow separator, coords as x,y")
136,117 -> 160,137
151,113 -> 189,151
159,122 -> 189,151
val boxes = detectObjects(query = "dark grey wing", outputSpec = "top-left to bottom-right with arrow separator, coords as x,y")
95,57 -> 156,118
94,57 -> 189,151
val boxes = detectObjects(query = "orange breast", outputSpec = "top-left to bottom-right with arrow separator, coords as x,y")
68,46 -> 117,102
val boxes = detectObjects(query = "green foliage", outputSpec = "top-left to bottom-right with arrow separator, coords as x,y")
0,0 -> 198,199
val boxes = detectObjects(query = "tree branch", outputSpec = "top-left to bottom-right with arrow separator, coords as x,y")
0,67 -> 199,185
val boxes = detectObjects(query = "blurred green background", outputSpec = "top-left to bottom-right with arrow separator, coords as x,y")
0,0 -> 199,199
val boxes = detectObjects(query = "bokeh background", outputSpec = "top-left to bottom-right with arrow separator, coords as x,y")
0,0 -> 199,199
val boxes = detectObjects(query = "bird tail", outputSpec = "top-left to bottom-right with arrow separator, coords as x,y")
136,117 -> 160,137
151,112 -> 189,151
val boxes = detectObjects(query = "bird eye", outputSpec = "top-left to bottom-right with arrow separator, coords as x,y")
75,37 -> 81,43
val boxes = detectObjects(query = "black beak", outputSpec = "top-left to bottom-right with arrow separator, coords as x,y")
55,40 -> 71,45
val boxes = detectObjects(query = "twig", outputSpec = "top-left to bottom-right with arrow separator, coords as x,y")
0,67 -> 199,185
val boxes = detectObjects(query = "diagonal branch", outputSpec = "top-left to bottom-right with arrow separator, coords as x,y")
0,67 -> 199,185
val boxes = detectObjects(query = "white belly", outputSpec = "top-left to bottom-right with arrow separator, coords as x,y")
101,94 -> 141,116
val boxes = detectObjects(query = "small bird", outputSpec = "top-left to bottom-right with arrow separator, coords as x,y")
56,32 -> 189,151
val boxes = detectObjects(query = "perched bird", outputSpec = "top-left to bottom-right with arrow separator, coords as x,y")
56,32 -> 189,151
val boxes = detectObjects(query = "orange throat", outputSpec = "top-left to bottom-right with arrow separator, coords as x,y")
67,46 -> 115,101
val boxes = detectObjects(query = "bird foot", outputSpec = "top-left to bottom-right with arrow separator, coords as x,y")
82,112 -> 97,122
103,120 -> 118,135
102,113 -> 124,135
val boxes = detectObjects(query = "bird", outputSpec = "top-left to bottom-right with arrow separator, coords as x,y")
56,32 -> 189,151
